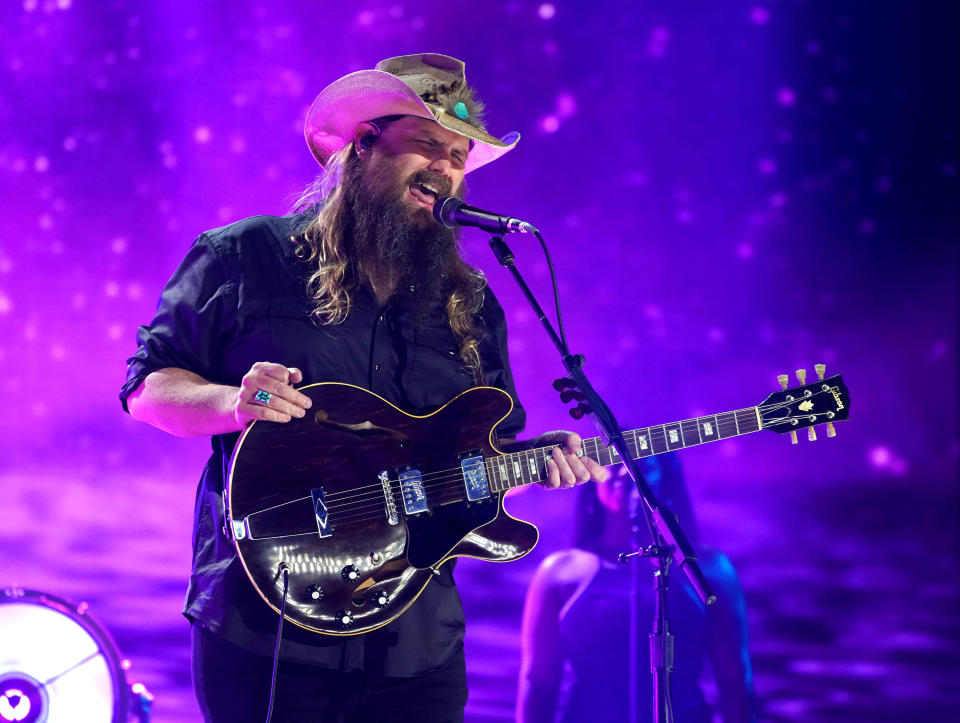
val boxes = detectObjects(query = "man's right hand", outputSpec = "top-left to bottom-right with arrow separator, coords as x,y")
235,362 -> 313,426
129,365 -> 312,438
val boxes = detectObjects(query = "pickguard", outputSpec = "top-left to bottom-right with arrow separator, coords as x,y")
405,496 -> 500,569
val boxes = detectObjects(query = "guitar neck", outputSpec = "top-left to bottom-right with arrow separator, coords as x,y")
487,406 -> 762,492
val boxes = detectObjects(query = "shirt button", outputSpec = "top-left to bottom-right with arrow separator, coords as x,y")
379,314 -> 384,322
375,364 -> 382,371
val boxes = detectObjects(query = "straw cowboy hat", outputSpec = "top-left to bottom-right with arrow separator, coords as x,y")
304,53 -> 520,174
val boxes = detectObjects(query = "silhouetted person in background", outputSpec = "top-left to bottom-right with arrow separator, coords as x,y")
518,454 -> 757,722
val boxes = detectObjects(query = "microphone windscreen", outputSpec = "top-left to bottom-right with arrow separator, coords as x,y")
433,196 -> 464,228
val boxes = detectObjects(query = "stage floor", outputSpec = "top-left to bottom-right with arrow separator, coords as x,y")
2,462 -> 958,722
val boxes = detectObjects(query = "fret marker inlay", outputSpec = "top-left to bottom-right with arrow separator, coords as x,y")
668,429 -> 679,444
703,422 -> 714,436
638,435 -> 648,450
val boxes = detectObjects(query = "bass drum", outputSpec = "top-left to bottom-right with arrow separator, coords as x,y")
0,588 -> 137,723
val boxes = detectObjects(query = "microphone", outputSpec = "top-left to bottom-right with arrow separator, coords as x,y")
433,196 -> 539,235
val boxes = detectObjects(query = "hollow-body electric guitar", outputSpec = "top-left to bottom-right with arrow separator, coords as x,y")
226,370 -> 850,636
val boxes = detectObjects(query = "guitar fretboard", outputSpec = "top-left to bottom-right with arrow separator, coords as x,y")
485,407 -> 762,492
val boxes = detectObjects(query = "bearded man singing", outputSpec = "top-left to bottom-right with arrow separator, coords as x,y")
120,54 -> 607,722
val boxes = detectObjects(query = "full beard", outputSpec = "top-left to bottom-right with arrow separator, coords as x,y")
344,164 -> 463,322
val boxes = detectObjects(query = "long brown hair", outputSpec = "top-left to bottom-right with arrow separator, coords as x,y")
292,139 -> 488,380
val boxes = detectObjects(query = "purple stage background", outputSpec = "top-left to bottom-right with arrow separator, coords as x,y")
1,1 -> 957,721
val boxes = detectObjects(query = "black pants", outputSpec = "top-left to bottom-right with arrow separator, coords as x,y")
192,625 -> 468,723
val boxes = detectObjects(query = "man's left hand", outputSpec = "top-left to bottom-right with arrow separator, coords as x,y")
531,430 -> 610,489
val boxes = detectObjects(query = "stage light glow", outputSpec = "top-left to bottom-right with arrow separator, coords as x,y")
0,596 -> 122,722
749,7 -> 770,25
776,87 -> 797,106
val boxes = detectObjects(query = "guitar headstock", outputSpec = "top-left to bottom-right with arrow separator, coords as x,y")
758,365 -> 850,443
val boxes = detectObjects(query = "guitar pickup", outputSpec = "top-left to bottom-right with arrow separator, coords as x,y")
398,468 -> 429,515
459,452 -> 491,501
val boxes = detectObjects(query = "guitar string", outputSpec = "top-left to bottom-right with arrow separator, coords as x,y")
332,492 -> 481,528
256,412 -> 760,524
324,446 -> 597,513
321,402 -> 762,500
321,404 -> 763,504
324,431 -> 677,517
321,403 -> 838,522
247,392 -> 837,522
336,472 -> 603,528
330,479 -> 511,520
320,447 -> 555,506
288,406 -> 770,519
315,397 -> 809,508
254,403 -> 838,531
322,416 -> 759,517
242,389 -> 832,536
321,403 -> 767,509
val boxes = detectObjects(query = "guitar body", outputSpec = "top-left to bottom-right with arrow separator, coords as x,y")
228,382 -> 539,636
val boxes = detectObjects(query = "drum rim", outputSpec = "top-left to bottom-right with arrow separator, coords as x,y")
1,587 -> 131,723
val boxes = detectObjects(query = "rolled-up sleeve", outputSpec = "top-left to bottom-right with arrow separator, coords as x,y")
119,234 -> 236,412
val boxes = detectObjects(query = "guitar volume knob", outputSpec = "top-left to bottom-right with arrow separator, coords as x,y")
373,590 -> 390,608
337,609 -> 354,628
304,584 -> 323,602
341,565 -> 360,582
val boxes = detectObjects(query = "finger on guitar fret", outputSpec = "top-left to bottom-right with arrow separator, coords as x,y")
544,457 -> 562,488
582,457 -> 609,482
551,446 -> 578,488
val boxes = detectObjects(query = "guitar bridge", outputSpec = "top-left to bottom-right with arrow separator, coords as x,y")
379,471 -> 399,525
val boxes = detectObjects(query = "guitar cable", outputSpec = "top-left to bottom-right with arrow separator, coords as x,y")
265,561 -> 289,723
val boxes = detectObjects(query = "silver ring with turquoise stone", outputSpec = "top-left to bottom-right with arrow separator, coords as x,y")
253,389 -> 273,406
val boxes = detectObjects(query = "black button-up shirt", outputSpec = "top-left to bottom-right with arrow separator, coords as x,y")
120,213 -> 525,675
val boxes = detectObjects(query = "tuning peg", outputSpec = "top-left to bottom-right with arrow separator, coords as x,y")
796,368 -> 807,385
815,363 -> 826,381
779,374 -> 797,443
569,403 -> 592,420
826,421 -> 837,437
807,427 -> 817,442
560,389 -> 586,403
553,377 -> 576,391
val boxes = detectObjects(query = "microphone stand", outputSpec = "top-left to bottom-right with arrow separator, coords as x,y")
628,470 -> 647,723
488,235 -> 717,723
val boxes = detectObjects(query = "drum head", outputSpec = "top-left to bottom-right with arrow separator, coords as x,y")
0,590 -> 129,723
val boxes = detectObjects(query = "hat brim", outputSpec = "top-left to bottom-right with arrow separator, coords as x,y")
304,70 -> 519,174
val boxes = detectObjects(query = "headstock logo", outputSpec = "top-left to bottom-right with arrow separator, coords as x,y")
830,387 -> 845,410
798,400 -> 814,412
